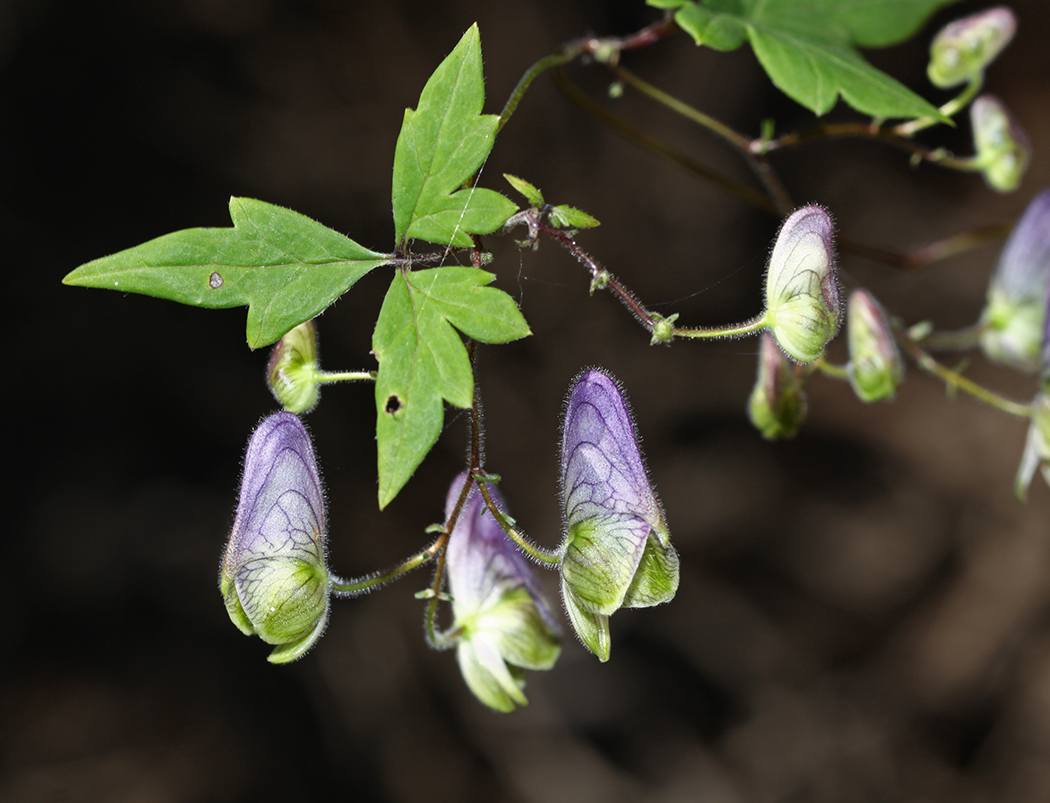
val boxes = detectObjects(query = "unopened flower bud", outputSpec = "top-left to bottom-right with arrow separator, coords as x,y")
971,94 -> 1030,193
268,320 -> 320,414
927,7 -> 1016,89
445,474 -> 561,712
748,331 -> 807,439
847,290 -> 905,402
559,369 -> 678,662
220,412 -> 330,663
980,189 -> 1050,371
1015,392 -> 1050,500
764,206 -> 841,363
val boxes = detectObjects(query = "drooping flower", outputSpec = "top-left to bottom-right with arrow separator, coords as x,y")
980,189 -> 1050,371
847,289 -> 905,402
444,474 -> 561,712
220,412 -> 330,663
558,369 -> 678,662
748,331 -> 807,438
764,206 -> 841,364
267,320 -> 320,414
927,7 -> 1016,89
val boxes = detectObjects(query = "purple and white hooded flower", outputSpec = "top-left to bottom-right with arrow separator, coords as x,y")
763,205 -> 841,364
220,412 -> 330,664
979,189 -> 1050,371
558,369 -> 678,662
445,474 -> 561,712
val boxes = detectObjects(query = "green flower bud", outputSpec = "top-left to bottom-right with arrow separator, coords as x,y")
980,189 -> 1050,372
444,474 -> 561,712
220,412 -> 330,663
764,206 -> 841,363
748,331 -> 807,439
847,290 -> 904,402
1015,392 -> 1050,501
971,94 -> 1030,193
559,369 -> 678,662
267,320 -> 320,414
927,7 -> 1016,89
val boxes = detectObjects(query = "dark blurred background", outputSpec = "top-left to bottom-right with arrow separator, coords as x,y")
5,0 -> 1050,800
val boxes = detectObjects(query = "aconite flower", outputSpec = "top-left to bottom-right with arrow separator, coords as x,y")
927,7 -> 1016,89
267,320 -> 320,414
748,331 -> 807,439
847,290 -> 904,402
971,94 -> 1030,193
764,206 -> 841,364
559,369 -> 678,662
445,474 -> 561,712
980,189 -> 1050,371
220,412 -> 330,663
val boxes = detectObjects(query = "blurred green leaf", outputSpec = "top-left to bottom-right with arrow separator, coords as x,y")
549,205 -> 601,229
372,266 -> 530,507
392,24 -> 517,248
650,0 -> 958,118
504,174 -> 545,207
63,197 -> 392,348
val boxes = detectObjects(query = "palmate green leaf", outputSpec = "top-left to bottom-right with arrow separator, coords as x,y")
650,0 -> 959,118
391,23 -> 518,249
63,197 -> 393,348
372,266 -> 530,508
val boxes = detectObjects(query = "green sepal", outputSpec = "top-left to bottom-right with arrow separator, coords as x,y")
456,636 -> 529,712
621,530 -> 680,609
221,574 -> 256,637
560,515 -> 650,616
561,575 -> 612,662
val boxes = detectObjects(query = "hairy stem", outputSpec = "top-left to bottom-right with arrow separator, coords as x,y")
476,478 -> 562,566
896,329 -> 1031,418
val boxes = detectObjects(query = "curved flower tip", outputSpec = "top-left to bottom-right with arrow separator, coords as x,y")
928,6 -> 1016,89
220,412 -> 330,663
559,369 -> 678,661
847,290 -> 904,403
748,331 -> 807,439
980,189 -> 1050,372
445,474 -> 561,712
764,206 -> 841,364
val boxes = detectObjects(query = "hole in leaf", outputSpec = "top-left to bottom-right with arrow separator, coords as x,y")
385,395 -> 402,415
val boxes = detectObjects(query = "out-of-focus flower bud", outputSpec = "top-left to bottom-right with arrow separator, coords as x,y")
980,189 -> 1050,371
748,331 -> 807,438
559,369 -> 678,662
927,7 -> 1016,88
445,474 -> 561,712
971,94 -> 1030,193
1015,392 -> 1050,500
220,412 -> 330,663
847,290 -> 905,402
267,320 -> 320,414
764,206 -> 841,364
